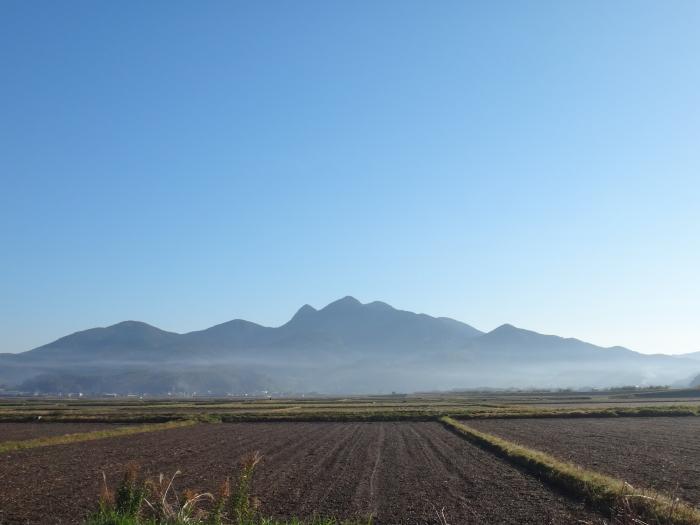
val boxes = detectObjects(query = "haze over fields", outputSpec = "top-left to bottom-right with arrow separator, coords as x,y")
2,297 -> 698,395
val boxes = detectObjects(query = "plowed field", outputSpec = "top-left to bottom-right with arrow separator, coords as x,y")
0,422 -> 602,524
467,417 -> 700,505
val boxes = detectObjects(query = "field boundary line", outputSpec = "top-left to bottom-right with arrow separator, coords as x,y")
218,413 -> 439,422
0,420 -> 197,453
1,404 -> 698,425
440,416 -> 700,525
459,405 -> 700,419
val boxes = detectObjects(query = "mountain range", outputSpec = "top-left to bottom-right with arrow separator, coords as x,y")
1,296 -> 698,395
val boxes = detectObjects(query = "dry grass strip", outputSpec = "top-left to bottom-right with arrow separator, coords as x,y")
440,416 -> 700,525
0,420 -> 197,453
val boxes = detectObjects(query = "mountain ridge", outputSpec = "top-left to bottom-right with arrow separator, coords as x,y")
1,297 -> 698,394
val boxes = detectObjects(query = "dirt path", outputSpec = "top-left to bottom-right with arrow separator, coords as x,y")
467,417 -> 700,505
0,421 -> 602,524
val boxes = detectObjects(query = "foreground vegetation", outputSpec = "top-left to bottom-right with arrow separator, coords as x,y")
87,453 -> 370,525
440,416 -> 700,525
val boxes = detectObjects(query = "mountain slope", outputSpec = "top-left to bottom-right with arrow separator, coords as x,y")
1,297 -> 697,394
464,323 -> 636,360
24,321 -> 180,361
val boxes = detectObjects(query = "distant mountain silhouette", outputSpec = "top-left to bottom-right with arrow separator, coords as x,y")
25,321 -> 180,360
1,297 -> 697,394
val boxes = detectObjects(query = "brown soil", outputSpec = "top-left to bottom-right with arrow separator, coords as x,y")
0,423 -> 133,443
467,417 -> 700,505
0,422 -> 603,525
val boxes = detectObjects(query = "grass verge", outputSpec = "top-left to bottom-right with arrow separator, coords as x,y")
440,416 -> 700,525
457,405 -> 700,419
0,403 -> 697,424
0,420 -> 197,454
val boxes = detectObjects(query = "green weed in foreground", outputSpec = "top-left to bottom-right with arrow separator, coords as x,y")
86,453 -> 371,525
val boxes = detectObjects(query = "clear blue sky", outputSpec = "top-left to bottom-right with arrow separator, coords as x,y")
1,1 -> 698,355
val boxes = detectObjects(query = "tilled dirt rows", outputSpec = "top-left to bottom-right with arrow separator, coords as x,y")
0,422 -> 601,525
0,422 -> 132,442
467,417 -> 700,505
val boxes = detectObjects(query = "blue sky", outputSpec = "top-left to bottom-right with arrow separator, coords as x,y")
1,1 -> 698,355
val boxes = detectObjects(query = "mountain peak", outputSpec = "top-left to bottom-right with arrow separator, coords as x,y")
322,296 -> 362,311
366,300 -> 394,311
111,320 -> 159,330
289,304 -> 318,322
485,323 -> 533,340
104,321 -> 180,337
492,323 -> 518,332
298,304 -> 317,314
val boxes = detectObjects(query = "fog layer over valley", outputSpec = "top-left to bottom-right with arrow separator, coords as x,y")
1,297 -> 697,395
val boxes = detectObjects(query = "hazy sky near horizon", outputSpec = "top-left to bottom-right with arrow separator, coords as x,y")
1,1 -> 698,355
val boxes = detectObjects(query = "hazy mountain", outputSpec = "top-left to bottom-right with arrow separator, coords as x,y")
1,297 -> 697,394
23,321 -> 180,361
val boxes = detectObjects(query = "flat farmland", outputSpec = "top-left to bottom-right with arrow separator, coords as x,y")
0,421 -> 601,525
0,422 -> 133,442
467,417 -> 700,505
